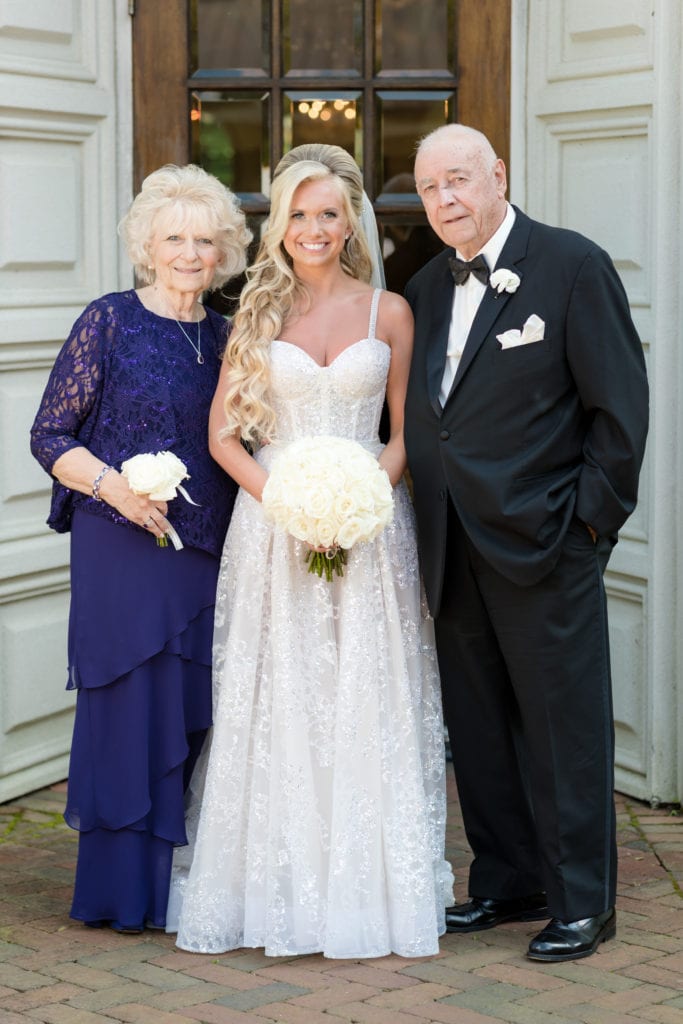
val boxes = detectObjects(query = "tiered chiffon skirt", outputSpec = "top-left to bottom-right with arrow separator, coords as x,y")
65,510 -> 220,930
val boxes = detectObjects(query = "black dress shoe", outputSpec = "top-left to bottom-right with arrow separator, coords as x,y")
445,893 -> 549,933
527,908 -> 616,961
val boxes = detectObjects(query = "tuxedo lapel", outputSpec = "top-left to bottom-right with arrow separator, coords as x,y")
447,209 -> 533,399
424,256 -> 456,416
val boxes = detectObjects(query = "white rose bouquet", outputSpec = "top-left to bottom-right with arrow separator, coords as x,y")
121,450 -> 196,549
261,436 -> 394,581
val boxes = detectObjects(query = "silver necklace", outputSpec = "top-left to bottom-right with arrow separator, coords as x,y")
175,318 -> 204,365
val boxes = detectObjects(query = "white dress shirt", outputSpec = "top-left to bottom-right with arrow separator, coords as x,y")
439,203 -> 517,406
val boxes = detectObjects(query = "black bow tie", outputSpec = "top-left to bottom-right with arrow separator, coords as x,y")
449,254 -> 489,286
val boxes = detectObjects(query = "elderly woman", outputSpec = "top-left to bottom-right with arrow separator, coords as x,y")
30,164 -> 251,933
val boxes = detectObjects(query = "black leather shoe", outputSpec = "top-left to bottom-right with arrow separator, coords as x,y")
445,893 -> 549,933
527,908 -> 616,961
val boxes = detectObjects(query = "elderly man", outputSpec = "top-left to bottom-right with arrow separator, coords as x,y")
404,123 -> 648,962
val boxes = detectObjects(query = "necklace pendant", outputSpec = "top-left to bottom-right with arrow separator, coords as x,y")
197,353 -> 205,365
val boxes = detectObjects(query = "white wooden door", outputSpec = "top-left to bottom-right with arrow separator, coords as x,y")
520,0 -> 680,803
0,0 -> 131,800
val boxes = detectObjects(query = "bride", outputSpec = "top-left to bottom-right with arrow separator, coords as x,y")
166,144 -> 453,958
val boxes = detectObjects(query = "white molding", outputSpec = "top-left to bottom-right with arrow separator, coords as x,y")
521,0 -> 679,802
0,0 -> 131,800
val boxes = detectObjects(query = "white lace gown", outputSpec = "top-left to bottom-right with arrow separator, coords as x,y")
167,290 -> 453,958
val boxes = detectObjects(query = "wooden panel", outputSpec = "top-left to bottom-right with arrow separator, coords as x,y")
132,0 -> 189,189
455,0 -> 511,176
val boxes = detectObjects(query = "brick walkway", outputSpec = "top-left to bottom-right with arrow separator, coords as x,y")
1,775 -> 682,1023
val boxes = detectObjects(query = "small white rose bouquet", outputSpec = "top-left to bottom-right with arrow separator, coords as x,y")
261,436 -> 394,581
490,268 -> 521,295
121,450 -> 197,549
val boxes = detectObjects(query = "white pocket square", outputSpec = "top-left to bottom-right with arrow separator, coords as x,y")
497,314 -> 545,349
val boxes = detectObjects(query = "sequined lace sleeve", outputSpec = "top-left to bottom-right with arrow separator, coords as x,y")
30,299 -> 113,474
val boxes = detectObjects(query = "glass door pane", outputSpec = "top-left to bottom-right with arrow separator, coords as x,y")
283,92 -> 362,163
377,0 -> 454,73
191,91 -> 270,198
193,0 -> 268,73
376,91 -> 454,196
283,0 -> 362,75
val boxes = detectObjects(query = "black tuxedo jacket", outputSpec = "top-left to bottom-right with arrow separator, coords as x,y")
404,207 -> 649,616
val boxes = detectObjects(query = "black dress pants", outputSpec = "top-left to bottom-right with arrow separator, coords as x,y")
434,502 -> 617,921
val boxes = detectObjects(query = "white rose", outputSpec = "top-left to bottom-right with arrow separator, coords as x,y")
332,491 -> 357,519
336,514 -> 377,549
313,519 -> 339,549
287,511 -> 316,544
303,483 -> 336,520
121,453 -> 168,497
121,450 -> 189,500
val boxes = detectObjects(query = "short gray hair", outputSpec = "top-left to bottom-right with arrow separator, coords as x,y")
119,163 -> 252,287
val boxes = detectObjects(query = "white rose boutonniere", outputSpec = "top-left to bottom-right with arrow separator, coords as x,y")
490,268 -> 521,295
121,450 -> 198,549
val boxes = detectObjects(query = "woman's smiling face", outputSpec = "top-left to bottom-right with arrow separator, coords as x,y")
283,177 -> 350,271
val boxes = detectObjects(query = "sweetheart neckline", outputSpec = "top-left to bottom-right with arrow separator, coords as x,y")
271,336 -> 389,369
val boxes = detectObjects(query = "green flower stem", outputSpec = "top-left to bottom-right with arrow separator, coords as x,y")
305,547 -> 347,581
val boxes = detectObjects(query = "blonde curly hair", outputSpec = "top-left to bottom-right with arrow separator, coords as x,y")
119,163 -> 252,287
221,147 -> 373,445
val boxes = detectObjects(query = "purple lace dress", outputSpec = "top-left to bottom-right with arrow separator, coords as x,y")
30,290 -> 237,931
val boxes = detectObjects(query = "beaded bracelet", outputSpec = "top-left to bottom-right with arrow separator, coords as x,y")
92,464 -> 113,501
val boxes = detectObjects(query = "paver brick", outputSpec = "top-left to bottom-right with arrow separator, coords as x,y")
535,959 -> 642,992
136,983 -> 235,1010
64,981 -> 159,1011
0,964 -> 54,992
634,1007 -> 683,1022
288,980 -> 383,1008
489,1006 -> 604,1024
46,963 -> 134,990
111,962 -> 203,991
565,1004 -> 651,1023
170,961 -> 276,990
474,961 -> 581,990
513,981 -> 604,1013
180,1004 -> 277,1023
618,963 -> 683,990
252,963 -> 342,989
323,963 -> 422,988
399,958 -> 491,991
366,980 -> 464,1009
250,1002 -> 336,1023
23,1006 -> 116,1022
324,1002 -> 433,1023
0,1009 -> 33,1023
0,940 -> 33,961
103,1004 -> 197,1022
593,984 -> 683,1012
212,981 -> 309,1011
403,1001 -> 506,1023
78,943 -> 173,970
0,982 -> 85,1012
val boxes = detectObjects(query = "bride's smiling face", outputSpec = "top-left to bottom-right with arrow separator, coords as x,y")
283,178 -> 350,270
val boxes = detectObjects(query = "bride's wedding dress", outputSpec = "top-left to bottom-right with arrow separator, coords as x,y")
167,289 -> 453,958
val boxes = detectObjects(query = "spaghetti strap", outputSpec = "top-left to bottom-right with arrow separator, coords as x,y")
367,288 -> 382,342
